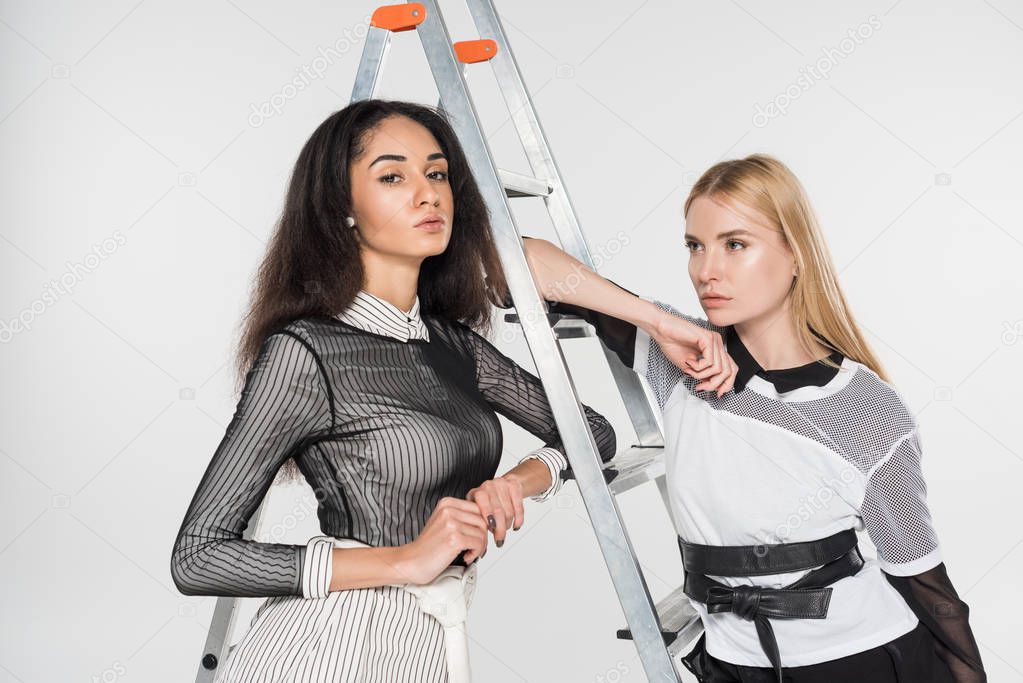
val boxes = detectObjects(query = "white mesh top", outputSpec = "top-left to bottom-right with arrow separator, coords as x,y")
533,278 -> 984,678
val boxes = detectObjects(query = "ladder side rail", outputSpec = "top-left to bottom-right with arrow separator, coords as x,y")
193,503 -> 267,683
414,4 -> 679,680
464,0 -> 663,447
352,26 -> 394,101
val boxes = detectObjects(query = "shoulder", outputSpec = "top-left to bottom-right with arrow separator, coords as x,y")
431,314 -> 486,346
851,362 -> 916,429
837,361 -> 919,466
271,317 -> 328,354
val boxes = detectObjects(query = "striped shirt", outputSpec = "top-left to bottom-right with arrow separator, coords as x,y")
170,290 -> 616,681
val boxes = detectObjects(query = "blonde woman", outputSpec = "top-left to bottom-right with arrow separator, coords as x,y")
514,154 -> 985,683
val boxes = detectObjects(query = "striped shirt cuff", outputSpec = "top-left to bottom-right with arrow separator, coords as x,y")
300,535 -> 335,599
519,446 -> 568,503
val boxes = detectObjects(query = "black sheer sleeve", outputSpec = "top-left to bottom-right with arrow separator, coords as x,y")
170,329 -> 334,598
885,564 -> 987,682
864,426 -> 987,682
466,327 -> 617,478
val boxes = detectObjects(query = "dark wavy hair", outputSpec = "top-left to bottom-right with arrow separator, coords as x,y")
234,100 -> 510,473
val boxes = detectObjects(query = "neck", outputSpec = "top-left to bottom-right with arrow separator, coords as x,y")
733,305 -> 831,371
361,250 -> 421,313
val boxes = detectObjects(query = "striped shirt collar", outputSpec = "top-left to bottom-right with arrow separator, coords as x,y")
336,290 -> 430,343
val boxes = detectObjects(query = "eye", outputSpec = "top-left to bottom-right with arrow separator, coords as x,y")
727,239 -> 746,250
379,173 -> 402,184
685,240 -> 702,253
427,170 -> 449,181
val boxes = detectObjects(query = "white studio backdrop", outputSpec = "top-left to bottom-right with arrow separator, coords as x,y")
1,1 -> 1021,681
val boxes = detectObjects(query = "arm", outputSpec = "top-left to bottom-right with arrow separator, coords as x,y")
170,330 -> 335,598
862,428 -> 986,682
519,236 -> 663,341
468,326 -> 618,501
170,329 -> 489,595
513,236 -> 734,406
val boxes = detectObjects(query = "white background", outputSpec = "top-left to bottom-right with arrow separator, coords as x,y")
2,1 -> 1021,681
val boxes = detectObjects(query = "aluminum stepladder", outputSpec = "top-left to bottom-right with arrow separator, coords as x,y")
194,2 -> 703,681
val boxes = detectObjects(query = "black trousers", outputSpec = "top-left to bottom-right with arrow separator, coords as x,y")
681,621 -> 956,683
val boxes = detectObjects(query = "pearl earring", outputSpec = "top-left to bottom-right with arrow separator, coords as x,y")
345,216 -> 356,228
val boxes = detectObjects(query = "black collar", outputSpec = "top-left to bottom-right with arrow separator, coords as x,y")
725,326 -> 844,394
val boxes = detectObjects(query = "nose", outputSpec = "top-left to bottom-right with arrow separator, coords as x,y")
413,173 -> 440,207
696,245 -> 724,286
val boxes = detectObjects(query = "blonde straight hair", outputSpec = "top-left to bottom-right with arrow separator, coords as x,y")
684,153 -> 890,383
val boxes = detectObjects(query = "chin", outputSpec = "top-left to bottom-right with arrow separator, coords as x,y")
416,235 -> 450,258
703,309 -> 736,328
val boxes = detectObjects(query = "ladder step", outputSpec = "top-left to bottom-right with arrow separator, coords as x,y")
498,169 -> 553,197
502,312 -> 595,339
557,445 -> 664,494
616,585 -> 703,655
603,445 -> 664,494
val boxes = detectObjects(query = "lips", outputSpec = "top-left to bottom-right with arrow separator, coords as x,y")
414,214 -> 445,230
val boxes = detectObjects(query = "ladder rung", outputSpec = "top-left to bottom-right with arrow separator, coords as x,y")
604,445 -> 665,494
616,585 -> 703,655
502,312 -> 595,339
498,169 -> 553,197
558,445 -> 664,494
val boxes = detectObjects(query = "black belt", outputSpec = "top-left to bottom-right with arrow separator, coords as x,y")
679,529 -> 864,683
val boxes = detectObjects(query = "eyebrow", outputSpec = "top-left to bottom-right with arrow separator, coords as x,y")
368,152 -> 446,167
684,228 -> 755,241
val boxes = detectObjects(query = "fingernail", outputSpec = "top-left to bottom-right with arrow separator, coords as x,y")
487,515 -> 496,531
496,539 -> 504,548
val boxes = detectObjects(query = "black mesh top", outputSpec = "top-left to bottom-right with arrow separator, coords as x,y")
170,311 -> 616,599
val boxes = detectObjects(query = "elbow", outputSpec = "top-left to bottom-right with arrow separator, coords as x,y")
596,419 -> 617,463
521,235 -> 547,256
170,536 -> 210,596
582,406 -> 617,463
522,237 -> 558,295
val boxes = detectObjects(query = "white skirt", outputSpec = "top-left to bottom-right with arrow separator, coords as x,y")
216,585 -> 448,682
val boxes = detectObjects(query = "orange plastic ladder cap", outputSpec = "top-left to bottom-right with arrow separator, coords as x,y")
454,39 -> 498,63
370,3 -> 426,32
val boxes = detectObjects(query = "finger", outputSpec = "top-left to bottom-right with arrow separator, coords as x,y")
490,489 -> 514,546
511,488 -> 525,531
491,503 -> 508,547
705,337 -> 731,395
475,488 -> 506,545
469,490 -> 496,532
498,486 -> 518,531
445,496 -> 491,516
694,333 -> 721,375
686,335 -> 714,372
449,508 -> 489,532
696,335 -> 726,392
719,356 -> 738,397
458,527 -> 489,563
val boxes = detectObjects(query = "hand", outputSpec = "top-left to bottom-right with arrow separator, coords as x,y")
466,474 -> 525,548
651,311 -> 737,398
401,497 -> 490,584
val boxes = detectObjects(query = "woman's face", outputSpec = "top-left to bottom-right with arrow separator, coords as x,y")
348,115 -> 454,262
684,194 -> 797,327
